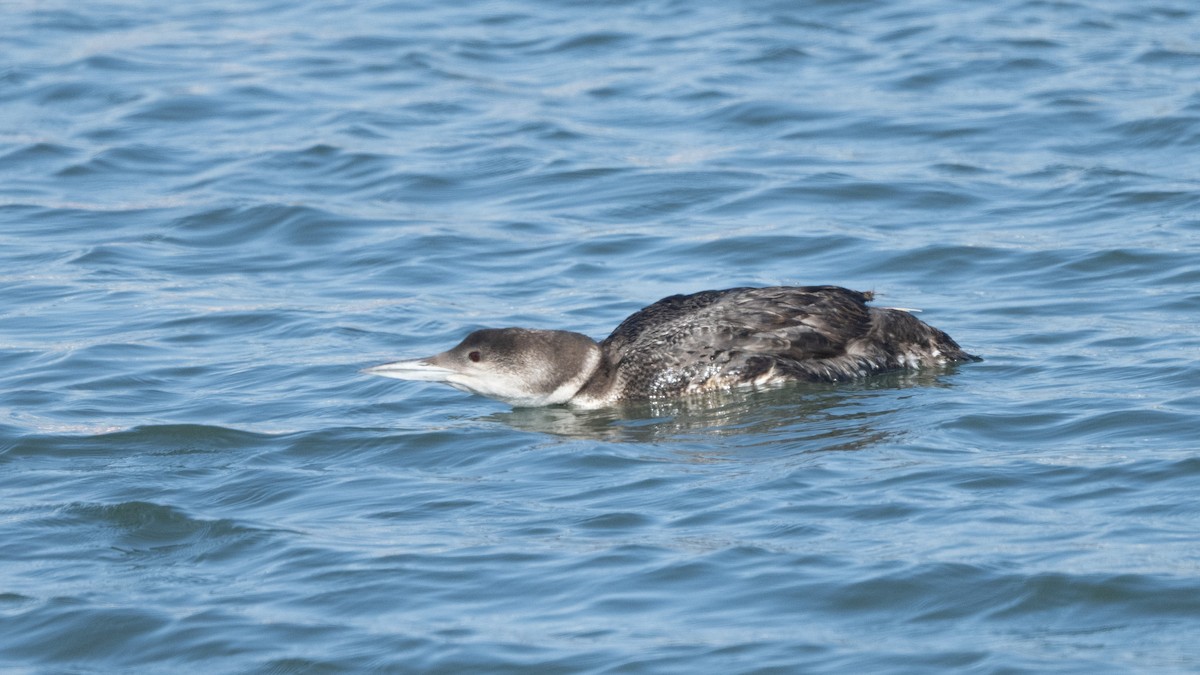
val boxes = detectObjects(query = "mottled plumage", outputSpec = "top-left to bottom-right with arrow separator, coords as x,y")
365,286 -> 978,408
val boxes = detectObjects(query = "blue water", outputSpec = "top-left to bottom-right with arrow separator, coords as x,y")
3,0 -> 1200,672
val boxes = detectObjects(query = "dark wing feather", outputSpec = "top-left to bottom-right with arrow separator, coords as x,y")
600,286 -> 880,397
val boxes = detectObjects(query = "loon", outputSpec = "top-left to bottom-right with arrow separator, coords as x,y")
365,286 -> 978,408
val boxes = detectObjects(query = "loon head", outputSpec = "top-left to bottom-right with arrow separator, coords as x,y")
365,328 -> 603,407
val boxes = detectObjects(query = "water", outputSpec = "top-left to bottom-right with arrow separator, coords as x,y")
3,0 -> 1199,672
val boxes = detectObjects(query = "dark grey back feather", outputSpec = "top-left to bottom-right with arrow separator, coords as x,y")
597,286 -> 974,399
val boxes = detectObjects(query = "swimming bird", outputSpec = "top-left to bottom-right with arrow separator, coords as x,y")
365,286 -> 978,408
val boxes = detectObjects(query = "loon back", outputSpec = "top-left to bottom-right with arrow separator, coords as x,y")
571,285 -> 975,404
366,285 -> 978,408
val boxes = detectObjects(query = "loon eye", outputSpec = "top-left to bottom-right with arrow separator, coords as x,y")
468,350 -> 482,363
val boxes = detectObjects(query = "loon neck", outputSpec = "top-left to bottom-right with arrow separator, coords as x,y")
568,348 -> 621,407
526,337 -> 601,406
